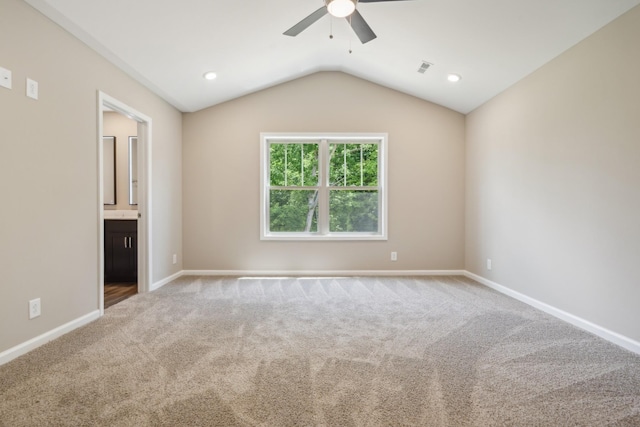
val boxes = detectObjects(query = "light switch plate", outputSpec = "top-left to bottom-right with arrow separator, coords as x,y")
26,78 -> 38,99
0,67 -> 12,89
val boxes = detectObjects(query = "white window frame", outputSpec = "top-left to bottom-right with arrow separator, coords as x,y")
260,133 -> 388,241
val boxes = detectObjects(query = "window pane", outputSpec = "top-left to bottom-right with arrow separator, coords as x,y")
270,189 -> 319,232
329,143 -> 378,187
329,190 -> 378,232
270,143 -> 319,187
360,144 -> 378,187
269,144 -> 286,186
301,144 -> 320,186
328,143 -> 344,186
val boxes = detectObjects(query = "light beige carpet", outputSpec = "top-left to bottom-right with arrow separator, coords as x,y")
1,276 -> 639,426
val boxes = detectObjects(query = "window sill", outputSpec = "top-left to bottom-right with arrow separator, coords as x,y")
261,233 -> 387,241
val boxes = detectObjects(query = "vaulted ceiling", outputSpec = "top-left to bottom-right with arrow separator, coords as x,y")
24,0 -> 640,113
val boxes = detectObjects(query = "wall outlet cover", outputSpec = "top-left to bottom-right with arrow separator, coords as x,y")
0,67 -> 12,89
29,298 -> 41,319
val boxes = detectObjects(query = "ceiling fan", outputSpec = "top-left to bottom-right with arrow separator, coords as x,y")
284,0 -> 413,44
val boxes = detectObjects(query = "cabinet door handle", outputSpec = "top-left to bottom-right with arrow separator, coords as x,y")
124,237 -> 128,248
128,237 -> 132,248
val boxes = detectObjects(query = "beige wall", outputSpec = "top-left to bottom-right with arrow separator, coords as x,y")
0,0 -> 183,353
183,72 -> 465,272
466,6 -> 640,341
103,112 -> 137,210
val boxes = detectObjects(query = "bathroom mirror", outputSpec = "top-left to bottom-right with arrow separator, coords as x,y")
103,136 -> 116,205
128,136 -> 138,205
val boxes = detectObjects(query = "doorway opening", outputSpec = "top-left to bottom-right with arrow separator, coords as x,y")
98,92 -> 152,314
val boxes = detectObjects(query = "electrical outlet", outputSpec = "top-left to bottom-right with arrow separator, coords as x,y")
391,251 -> 398,261
487,258 -> 492,271
29,298 -> 41,319
172,254 -> 177,265
0,66 -> 12,89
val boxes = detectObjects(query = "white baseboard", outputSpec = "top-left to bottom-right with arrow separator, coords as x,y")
0,310 -> 101,366
183,269 -> 466,277
150,270 -> 184,291
464,271 -> 640,355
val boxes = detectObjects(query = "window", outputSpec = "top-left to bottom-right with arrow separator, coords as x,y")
261,133 -> 387,240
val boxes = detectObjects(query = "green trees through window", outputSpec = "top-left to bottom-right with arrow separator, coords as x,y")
269,143 -> 319,232
263,135 -> 386,239
328,143 -> 378,232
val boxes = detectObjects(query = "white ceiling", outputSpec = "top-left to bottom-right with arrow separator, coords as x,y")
24,0 -> 640,114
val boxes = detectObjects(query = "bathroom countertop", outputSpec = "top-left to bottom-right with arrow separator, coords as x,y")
104,210 -> 138,220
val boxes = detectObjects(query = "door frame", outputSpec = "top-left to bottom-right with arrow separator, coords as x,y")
97,91 -> 152,314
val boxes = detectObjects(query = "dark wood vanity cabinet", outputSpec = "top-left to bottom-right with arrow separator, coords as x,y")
105,220 -> 137,282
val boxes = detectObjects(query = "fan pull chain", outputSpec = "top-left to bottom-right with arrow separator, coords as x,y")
348,15 -> 353,53
329,16 -> 334,39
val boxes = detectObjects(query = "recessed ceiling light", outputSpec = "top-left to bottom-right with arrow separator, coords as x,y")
203,71 -> 217,80
447,73 -> 462,83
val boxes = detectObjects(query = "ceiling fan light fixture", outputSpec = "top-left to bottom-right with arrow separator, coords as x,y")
327,0 -> 356,18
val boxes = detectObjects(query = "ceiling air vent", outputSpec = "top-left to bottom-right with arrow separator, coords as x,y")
417,61 -> 433,74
